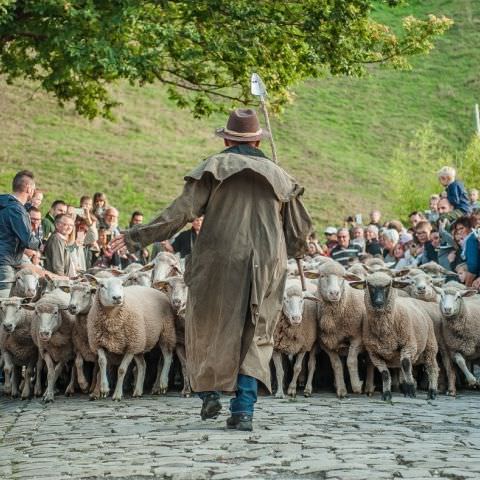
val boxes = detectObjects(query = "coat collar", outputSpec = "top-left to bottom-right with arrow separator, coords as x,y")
222,144 -> 268,159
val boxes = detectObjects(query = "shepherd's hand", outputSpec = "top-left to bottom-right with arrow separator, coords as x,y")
110,234 -> 126,253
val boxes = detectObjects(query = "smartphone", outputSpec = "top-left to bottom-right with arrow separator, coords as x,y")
355,214 -> 363,225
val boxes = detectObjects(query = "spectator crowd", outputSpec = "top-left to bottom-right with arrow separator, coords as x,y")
0,170 -> 203,296
1,165 -> 480,296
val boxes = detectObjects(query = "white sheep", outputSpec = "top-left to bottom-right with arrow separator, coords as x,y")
272,278 -> 318,398
156,276 -> 191,397
0,297 -> 38,398
86,275 -> 176,401
25,289 -> 75,402
64,280 -> 98,394
350,271 -> 439,401
306,261 -> 375,398
438,287 -> 480,388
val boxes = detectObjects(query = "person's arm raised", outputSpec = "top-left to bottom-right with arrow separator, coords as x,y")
110,176 -> 212,254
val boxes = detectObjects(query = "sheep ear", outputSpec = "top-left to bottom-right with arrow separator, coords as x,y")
349,280 -> 367,290
392,279 -> 411,289
173,265 -> 183,275
21,303 -> 36,311
303,293 -> 322,304
460,289 -> 477,298
344,273 -> 363,282
304,271 -> 319,279
433,286 -> 444,295
84,274 -> 98,286
432,277 -> 445,287
153,281 -> 169,291
59,285 -> 71,293
110,269 -> 124,277
392,268 -> 411,278
140,263 -> 154,272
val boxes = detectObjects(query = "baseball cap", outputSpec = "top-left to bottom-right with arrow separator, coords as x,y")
324,227 -> 337,235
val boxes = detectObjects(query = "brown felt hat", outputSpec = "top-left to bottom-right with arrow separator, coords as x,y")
215,108 -> 269,142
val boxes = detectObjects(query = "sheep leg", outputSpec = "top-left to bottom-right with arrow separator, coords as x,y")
89,362 -> 99,394
43,353 -> 57,403
112,352 -> 134,401
151,354 -> 164,395
21,361 -> 35,399
175,344 -> 191,397
346,340 -> 363,394
304,348 -> 317,397
365,360 -> 375,396
75,353 -> 89,392
400,354 -> 416,398
439,351 -> 456,396
97,348 -> 110,398
326,349 -> 347,398
2,350 -> 13,396
272,351 -> 285,399
11,365 -> 21,398
287,352 -> 306,397
453,352 -> 477,386
368,352 -> 391,401
34,356 -> 44,397
132,354 -> 146,398
89,370 -> 102,400
65,364 -> 76,396
154,345 -> 172,395
424,353 -> 439,400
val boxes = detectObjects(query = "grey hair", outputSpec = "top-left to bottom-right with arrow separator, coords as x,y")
382,228 -> 399,245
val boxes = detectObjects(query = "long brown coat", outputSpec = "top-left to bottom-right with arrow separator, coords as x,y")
125,145 -> 312,392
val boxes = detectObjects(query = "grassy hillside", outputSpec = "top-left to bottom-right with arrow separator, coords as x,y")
0,0 -> 479,232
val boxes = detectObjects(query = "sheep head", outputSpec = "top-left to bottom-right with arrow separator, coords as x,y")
67,281 -> 96,315
86,274 -> 126,307
23,302 -> 68,341
156,276 -> 188,316
349,271 -> 410,311
150,252 -> 183,288
439,288 -> 476,318
14,268 -> 39,298
282,278 -> 305,325
0,297 -> 28,333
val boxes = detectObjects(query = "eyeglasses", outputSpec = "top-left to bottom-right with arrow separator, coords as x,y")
337,235 -> 349,239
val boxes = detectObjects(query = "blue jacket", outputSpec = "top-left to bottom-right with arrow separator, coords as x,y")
447,180 -> 471,214
0,194 -> 40,267
463,232 -> 479,276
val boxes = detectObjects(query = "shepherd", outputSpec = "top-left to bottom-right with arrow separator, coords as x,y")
111,108 -> 312,431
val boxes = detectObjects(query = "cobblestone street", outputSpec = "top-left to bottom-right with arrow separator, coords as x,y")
1,391 -> 479,480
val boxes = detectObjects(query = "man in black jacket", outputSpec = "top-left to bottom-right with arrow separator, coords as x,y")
0,171 -> 40,297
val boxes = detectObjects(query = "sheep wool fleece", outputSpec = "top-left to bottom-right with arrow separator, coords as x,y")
125,145 -> 312,393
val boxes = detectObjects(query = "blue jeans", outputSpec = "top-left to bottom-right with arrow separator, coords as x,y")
0,265 -> 15,298
198,374 -> 258,416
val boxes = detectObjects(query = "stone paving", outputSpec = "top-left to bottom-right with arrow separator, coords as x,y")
1,390 -> 480,480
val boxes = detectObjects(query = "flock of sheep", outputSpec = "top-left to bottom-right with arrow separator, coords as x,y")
1,252 -> 479,403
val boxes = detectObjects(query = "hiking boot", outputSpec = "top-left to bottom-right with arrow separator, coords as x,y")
226,413 -> 253,431
200,393 -> 222,420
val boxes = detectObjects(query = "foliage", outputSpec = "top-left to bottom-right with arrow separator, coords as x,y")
390,124 -> 449,219
390,128 -> 480,221
0,1 -> 452,118
0,1 -> 476,230
459,135 -> 480,192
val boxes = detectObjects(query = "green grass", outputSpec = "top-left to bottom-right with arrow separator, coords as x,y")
0,0 -> 479,232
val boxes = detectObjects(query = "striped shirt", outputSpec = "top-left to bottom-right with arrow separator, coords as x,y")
330,244 -> 362,266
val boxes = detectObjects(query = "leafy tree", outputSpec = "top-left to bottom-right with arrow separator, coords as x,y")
0,1 -> 452,118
